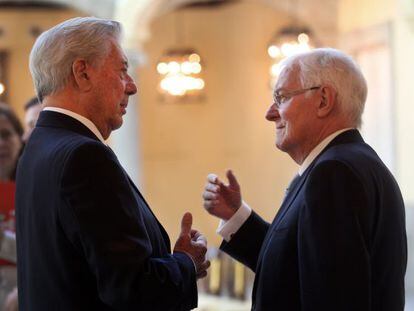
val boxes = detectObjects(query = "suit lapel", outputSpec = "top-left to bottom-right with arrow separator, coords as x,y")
124,172 -> 172,251
252,130 -> 367,306
106,147 -> 172,252
38,111 -> 173,252
271,129 -> 365,231
254,169 -> 310,270
253,129 -> 366,297
272,174 -> 302,229
271,166 -> 312,230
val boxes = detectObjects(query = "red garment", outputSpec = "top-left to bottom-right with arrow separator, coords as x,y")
0,181 -> 16,265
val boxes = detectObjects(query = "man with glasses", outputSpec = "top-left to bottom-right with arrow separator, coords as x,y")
202,48 -> 407,310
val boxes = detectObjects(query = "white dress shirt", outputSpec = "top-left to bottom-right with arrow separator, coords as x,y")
217,128 -> 353,242
43,107 -> 106,144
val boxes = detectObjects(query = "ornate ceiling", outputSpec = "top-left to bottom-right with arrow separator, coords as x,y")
0,0 -> 339,52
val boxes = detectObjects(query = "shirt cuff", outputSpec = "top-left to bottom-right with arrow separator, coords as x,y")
216,201 -> 252,242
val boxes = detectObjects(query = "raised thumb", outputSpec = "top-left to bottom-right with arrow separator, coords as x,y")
180,212 -> 192,236
226,169 -> 240,191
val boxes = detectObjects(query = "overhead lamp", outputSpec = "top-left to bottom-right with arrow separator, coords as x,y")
268,26 -> 315,87
157,48 -> 205,97
0,51 -> 6,97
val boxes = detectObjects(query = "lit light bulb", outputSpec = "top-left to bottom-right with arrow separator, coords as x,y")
157,50 -> 205,96
0,82 -> 4,95
160,78 -> 169,91
267,29 -> 314,82
161,75 -> 187,96
298,33 -> 309,44
270,64 -> 282,77
297,43 -> 311,53
183,76 -> 194,90
195,78 -> 205,90
157,62 -> 168,75
189,53 -> 200,63
191,62 -> 202,74
268,45 -> 280,58
169,76 -> 186,96
281,43 -> 293,56
181,61 -> 193,75
168,61 -> 180,74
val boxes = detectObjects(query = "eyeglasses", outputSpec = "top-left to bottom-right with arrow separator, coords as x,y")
273,86 -> 320,108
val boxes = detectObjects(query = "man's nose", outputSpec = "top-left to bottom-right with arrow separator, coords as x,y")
126,75 -> 137,96
265,103 -> 279,121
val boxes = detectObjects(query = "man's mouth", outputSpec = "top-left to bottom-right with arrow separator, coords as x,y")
120,104 -> 127,115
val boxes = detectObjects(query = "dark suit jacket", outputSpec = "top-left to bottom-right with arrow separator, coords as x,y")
221,130 -> 407,311
16,111 -> 197,311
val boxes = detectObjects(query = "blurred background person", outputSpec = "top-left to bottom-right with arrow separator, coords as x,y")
0,103 -> 23,311
0,103 -> 22,183
22,97 -> 41,143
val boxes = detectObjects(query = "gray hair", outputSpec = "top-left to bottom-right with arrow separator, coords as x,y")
280,48 -> 367,128
29,17 -> 121,101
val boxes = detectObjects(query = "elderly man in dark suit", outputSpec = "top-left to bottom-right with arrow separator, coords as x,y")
16,17 -> 209,311
202,48 -> 407,311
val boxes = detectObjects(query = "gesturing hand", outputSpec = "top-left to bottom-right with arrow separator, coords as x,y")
202,169 -> 242,221
173,213 -> 210,279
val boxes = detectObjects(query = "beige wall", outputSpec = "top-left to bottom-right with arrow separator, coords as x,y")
338,0 -> 414,205
338,0 -> 396,32
0,8 -> 84,119
137,1 -> 337,245
394,6 -> 414,205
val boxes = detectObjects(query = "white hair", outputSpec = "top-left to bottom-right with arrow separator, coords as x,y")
29,17 -> 121,101
280,48 -> 367,128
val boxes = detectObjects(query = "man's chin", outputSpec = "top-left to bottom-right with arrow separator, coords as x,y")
114,122 -> 123,131
113,118 -> 124,130
275,139 -> 286,152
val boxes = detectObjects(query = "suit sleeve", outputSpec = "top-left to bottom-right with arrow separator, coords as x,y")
220,211 -> 269,272
298,160 -> 371,311
58,142 -> 196,311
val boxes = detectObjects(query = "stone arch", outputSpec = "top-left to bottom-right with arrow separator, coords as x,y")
0,0 -> 116,18
115,0 -> 338,51
109,0 -> 338,186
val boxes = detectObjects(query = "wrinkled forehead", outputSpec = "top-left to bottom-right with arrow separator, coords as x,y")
112,41 -> 129,66
274,64 -> 301,93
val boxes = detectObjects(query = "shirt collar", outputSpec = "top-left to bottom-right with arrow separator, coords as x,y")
43,107 -> 106,144
299,128 -> 354,176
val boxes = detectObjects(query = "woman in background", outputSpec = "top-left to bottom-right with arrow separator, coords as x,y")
0,103 -> 23,311
0,103 -> 23,182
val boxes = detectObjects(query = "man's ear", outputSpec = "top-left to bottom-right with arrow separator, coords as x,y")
72,59 -> 92,92
317,85 -> 336,118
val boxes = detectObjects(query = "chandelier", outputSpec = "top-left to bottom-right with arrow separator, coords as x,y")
156,48 -> 205,97
267,26 -> 315,87
0,52 -> 6,98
